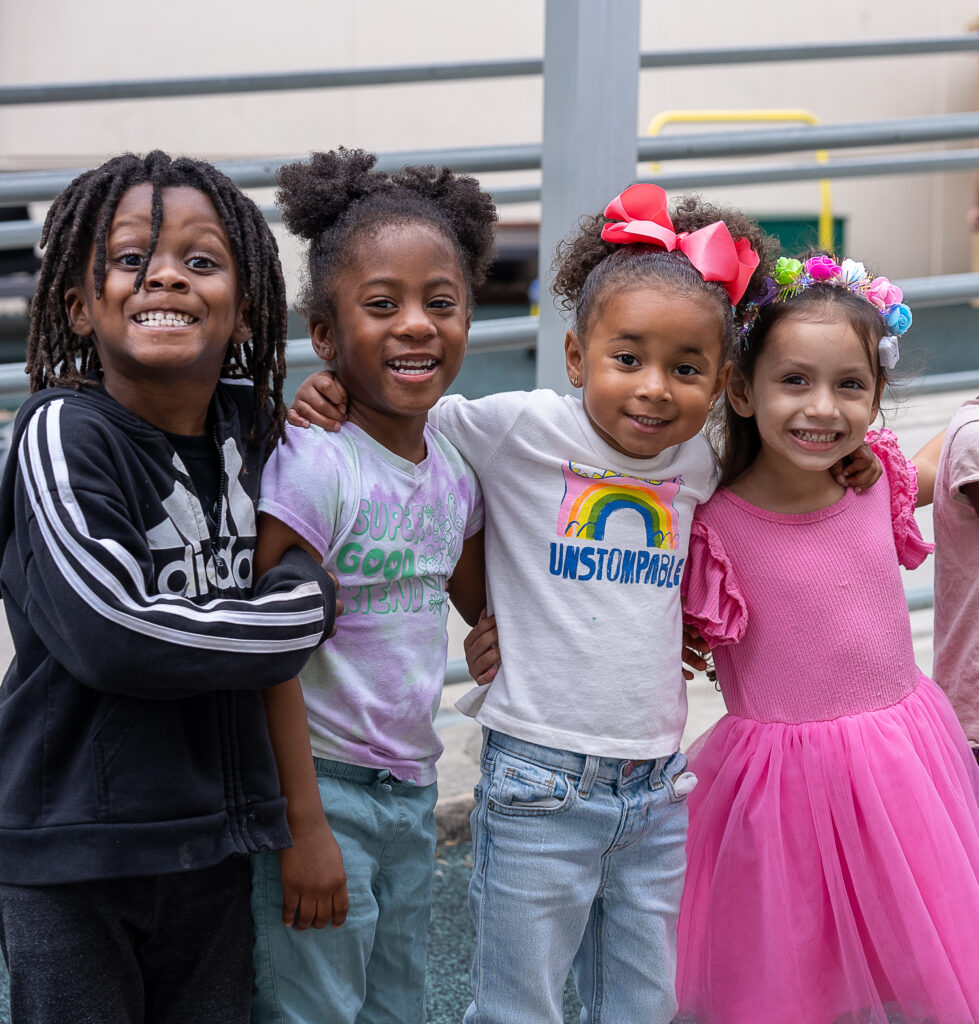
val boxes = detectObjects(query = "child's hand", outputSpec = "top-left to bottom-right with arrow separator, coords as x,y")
279,819 -> 349,930
832,443 -> 882,493
681,623 -> 709,681
464,609 -> 500,685
288,371 -> 348,431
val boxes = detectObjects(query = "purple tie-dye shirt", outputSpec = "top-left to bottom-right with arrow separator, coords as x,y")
259,422 -> 482,785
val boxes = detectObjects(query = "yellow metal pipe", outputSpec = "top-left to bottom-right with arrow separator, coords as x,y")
646,109 -> 835,251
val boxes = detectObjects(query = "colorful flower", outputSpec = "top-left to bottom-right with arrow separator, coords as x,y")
804,254 -> 842,280
865,276 -> 903,310
883,303 -> 912,335
839,258 -> 868,285
740,251 -> 913,352
773,257 -> 803,286
752,276 -> 778,305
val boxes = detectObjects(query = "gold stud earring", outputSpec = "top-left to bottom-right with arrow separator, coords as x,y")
708,398 -> 716,411
570,375 -> 581,388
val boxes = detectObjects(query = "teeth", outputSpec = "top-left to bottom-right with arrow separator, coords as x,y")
794,430 -> 839,443
390,358 -> 436,376
632,415 -> 664,426
135,311 -> 195,327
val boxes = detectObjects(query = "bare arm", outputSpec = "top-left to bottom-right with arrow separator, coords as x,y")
911,429 -> 946,507
258,515 -> 348,929
446,529 -> 487,627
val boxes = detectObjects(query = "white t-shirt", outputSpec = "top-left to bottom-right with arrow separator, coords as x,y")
430,390 -> 719,758
932,398 -> 979,743
260,422 -> 483,785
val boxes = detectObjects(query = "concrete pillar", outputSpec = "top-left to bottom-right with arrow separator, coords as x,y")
535,0 -> 642,391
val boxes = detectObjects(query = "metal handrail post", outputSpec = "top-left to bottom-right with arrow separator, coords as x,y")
536,0 -> 641,393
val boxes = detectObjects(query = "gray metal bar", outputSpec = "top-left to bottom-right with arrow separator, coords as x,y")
645,149 -> 979,191
536,0 -> 641,391
0,59 -> 544,106
896,273 -> 979,307
900,369 -> 979,396
2,36 -> 977,108
6,113 -> 979,207
640,35 -> 979,68
333,148 -> 979,209
636,113 -> 979,162
0,316 -> 541,402
0,221 -> 40,248
6,146 -> 550,203
0,145 -> 545,204
5,149 -> 979,251
904,586 -> 935,612
444,657 -> 473,687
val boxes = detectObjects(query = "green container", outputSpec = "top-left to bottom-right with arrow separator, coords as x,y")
755,215 -> 845,258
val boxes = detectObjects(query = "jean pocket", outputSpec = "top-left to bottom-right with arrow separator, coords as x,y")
662,753 -> 697,804
485,752 -> 574,817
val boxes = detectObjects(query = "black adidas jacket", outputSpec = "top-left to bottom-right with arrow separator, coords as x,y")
0,381 -> 335,884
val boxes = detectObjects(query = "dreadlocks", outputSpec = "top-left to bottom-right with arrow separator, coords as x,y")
26,150 -> 289,449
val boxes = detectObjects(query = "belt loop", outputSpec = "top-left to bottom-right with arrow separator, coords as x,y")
480,727 -> 491,764
577,755 -> 600,800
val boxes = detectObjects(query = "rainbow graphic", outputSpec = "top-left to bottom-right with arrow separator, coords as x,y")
557,462 -> 680,550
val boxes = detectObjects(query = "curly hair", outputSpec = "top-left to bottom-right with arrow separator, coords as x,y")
713,255 -> 893,486
27,150 -> 289,449
552,192 -> 776,360
275,148 -> 497,321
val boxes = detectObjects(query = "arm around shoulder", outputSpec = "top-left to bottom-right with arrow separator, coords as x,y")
911,429 -> 945,507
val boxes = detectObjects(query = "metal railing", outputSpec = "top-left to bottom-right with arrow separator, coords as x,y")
2,34 -> 977,109
4,29 -> 979,622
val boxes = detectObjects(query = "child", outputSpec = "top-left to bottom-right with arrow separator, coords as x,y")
674,255 -> 979,1023
0,152 -> 339,1024
928,399 -> 979,761
293,183 -> 776,1024
248,149 -> 493,1024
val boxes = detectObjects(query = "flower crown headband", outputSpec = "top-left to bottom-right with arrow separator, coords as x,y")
740,254 -> 912,370
600,184 -> 760,304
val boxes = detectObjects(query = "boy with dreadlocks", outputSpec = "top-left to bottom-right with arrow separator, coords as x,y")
0,151 -> 340,1024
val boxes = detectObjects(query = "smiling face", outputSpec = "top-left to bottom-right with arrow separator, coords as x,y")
65,183 -> 249,427
564,284 -> 729,460
731,313 -> 880,485
312,221 -> 470,461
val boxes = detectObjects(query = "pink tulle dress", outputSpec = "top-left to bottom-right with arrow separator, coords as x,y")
676,430 -> 979,1024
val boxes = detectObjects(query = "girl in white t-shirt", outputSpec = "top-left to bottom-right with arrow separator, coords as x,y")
292,185 -> 875,1024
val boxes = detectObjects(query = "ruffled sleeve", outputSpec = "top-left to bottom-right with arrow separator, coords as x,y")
866,427 -> 934,569
681,517 -> 748,647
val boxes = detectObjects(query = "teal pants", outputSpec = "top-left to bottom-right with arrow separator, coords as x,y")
251,759 -> 437,1024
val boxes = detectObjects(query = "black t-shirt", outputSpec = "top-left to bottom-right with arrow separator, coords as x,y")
164,429 -> 221,537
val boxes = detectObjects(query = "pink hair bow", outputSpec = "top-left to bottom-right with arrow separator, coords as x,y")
600,184 -> 759,304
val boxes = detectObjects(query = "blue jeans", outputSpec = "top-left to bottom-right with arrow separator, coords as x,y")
251,759 -> 437,1024
465,730 -> 692,1024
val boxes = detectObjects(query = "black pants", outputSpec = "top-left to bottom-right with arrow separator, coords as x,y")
0,857 -> 253,1024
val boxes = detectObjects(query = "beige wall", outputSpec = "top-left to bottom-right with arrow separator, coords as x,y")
1,0 -> 977,288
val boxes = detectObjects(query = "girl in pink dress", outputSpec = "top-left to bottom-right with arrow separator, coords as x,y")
675,256 -> 979,1024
